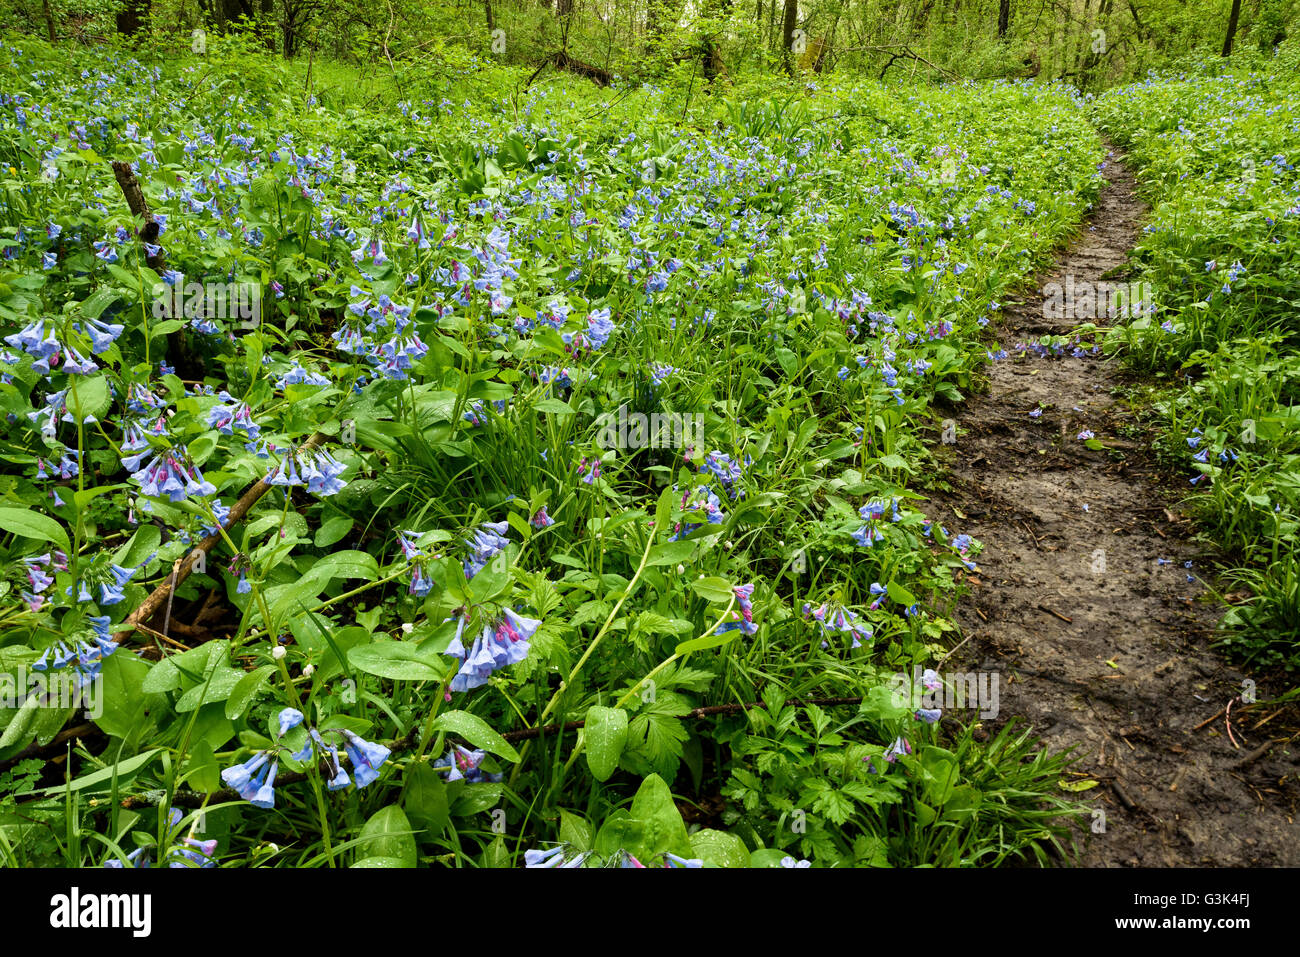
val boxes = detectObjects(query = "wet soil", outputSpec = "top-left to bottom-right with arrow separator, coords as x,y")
930,149 -> 1300,867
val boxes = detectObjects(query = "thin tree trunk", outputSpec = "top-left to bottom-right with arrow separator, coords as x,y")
485,0 -> 495,32
1222,0 -> 1242,55
43,0 -> 57,41
998,0 -> 1010,38
781,0 -> 797,71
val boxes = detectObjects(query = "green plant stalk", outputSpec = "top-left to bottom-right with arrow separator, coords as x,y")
507,523 -> 659,788
562,593 -> 737,773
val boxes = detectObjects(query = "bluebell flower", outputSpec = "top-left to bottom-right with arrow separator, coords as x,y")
220,751 -> 272,801
435,744 -> 502,783
277,708 -> 305,737
341,730 -> 391,788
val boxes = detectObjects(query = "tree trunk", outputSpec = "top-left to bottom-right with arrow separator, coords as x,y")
1222,0 -> 1242,55
116,0 -> 153,36
997,0 -> 1010,37
485,0 -> 495,32
44,0 -> 58,40
781,0 -> 797,72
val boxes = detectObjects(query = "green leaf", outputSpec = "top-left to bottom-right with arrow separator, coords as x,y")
647,540 -> 695,566
112,524 -> 161,568
348,641 -> 444,682
749,848 -> 794,868
314,515 -> 354,548
402,762 -> 450,837
35,748 -> 161,796
583,705 -> 628,782
626,773 -> 693,860
0,508 -> 70,553
224,665 -> 276,720
94,652 -> 150,739
674,630 -> 741,656
886,580 -> 917,606
690,829 -> 750,868
149,318 -> 186,338
0,694 -> 40,749
433,710 -> 520,762
558,809 -> 593,852
65,375 -> 111,423
185,739 -> 221,793
174,665 -> 245,712
79,288 -> 120,320
533,397 -> 575,415
690,576 -> 734,603
356,805 -> 418,867
653,486 -> 674,539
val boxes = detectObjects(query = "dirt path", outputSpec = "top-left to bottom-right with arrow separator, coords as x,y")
931,149 -> 1299,866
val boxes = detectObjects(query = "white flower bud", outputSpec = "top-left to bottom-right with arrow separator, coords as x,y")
272,645 -> 286,660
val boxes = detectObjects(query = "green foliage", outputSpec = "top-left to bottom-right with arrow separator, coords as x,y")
1093,63 -> 1300,670
0,36 -> 1105,868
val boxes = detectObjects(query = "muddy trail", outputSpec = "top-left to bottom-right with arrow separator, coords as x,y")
929,149 -> 1299,867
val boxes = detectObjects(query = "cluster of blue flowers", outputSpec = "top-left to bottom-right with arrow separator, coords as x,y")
265,445 -> 348,496
803,600 -> 872,650
332,286 -> 429,380
444,607 -> 542,692
524,846 -> 703,869
462,521 -> 510,579
716,583 -> 758,636
434,744 -> 502,783
221,708 -> 392,807
32,615 -> 118,689
668,485 -> 725,541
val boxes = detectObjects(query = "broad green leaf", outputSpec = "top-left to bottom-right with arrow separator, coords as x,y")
886,580 -> 917,607
356,805 -> 418,867
65,375 -> 111,423
224,665 -> 276,720
433,710 -> 520,763
583,705 -> 628,782
690,829 -> 750,868
647,540 -> 695,566
690,576 -> 734,603
626,772 -> 693,860
674,630 -> 741,656
348,641 -> 444,682
0,508 -> 70,553
36,748 -> 161,796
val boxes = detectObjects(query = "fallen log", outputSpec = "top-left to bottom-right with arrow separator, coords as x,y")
123,432 -> 326,642
110,159 -> 203,378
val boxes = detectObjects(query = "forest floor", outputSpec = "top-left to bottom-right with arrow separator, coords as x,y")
930,148 -> 1300,866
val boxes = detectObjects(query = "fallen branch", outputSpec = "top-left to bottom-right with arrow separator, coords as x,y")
1230,737 -> 1288,771
0,722 -> 99,773
524,50 -> 613,90
122,432 -> 326,641
110,160 -> 201,377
